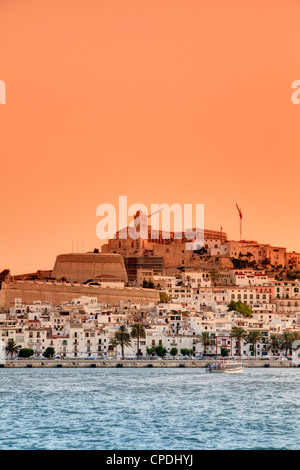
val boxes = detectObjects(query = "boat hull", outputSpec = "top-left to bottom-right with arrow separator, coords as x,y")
222,366 -> 243,373
207,364 -> 244,373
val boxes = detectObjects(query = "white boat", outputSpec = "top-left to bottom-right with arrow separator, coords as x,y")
206,361 -> 244,373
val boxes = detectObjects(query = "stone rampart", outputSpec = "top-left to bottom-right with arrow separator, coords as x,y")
0,280 -> 159,308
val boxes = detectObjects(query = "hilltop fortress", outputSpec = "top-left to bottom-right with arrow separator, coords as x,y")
0,252 -> 160,309
51,253 -> 128,283
2,212 -> 300,310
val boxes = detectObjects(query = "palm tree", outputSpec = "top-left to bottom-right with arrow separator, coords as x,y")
197,332 -> 211,356
230,327 -> 247,356
131,323 -> 146,358
246,330 -> 265,357
110,325 -> 132,359
5,340 -> 21,359
267,334 -> 280,356
280,331 -> 293,357
291,331 -> 300,342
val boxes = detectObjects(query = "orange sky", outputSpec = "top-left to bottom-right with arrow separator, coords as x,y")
1,0 -> 300,274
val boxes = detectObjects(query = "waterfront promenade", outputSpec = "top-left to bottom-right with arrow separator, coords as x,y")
1,358 -> 297,368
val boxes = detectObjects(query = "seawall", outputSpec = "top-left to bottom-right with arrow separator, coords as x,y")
1,359 -> 297,368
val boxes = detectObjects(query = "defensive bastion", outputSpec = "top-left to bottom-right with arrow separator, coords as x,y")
51,253 -> 128,283
0,280 -> 159,309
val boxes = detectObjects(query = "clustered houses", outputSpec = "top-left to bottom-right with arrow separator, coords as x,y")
1,268 -> 300,360
101,213 -> 300,274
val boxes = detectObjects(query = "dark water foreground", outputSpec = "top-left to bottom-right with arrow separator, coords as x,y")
0,368 -> 299,450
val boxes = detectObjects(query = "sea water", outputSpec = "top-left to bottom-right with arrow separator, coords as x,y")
0,368 -> 299,450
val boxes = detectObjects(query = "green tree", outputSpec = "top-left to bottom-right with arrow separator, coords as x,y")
262,258 -> 271,267
180,348 -> 194,356
286,270 -> 300,280
131,323 -> 146,358
231,258 -> 248,269
200,247 -> 208,255
146,347 -> 155,357
220,348 -> 230,357
180,348 -> 189,356
5,340 -> 21,359
155,344 -> 167,358
210,270 -> 221,286
159,292 -> 171,303
0,269 -> 10,282
18,348 -> 34,358
193,247 -> 207,256
228,300 -> 253,317
246,331 -> 265,357
43,347 -> 55,358
170,347 -> 178,358
228,300 -> 238,311
110,325 -> 132,358
142,280 -> 154,289
230,327 -> 247,356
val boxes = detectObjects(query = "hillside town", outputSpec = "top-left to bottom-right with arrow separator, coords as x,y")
1,216 -> 300,360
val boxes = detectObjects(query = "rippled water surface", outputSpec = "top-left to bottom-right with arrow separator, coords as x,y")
0,368 -> 299,449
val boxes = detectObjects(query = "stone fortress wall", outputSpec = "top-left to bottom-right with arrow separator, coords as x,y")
51,253 -> 128,283
0,280 -> 159,309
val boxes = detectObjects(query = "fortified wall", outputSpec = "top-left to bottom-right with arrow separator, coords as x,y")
165,256 -> 234,276
51,253 -> 128,283
0,280 -> 159,309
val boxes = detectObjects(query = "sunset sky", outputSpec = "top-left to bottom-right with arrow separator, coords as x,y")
1,0 -> 300,274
